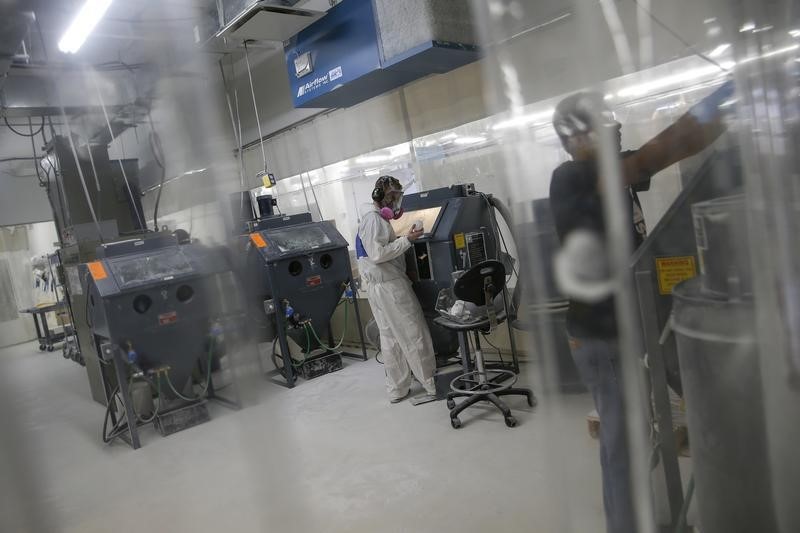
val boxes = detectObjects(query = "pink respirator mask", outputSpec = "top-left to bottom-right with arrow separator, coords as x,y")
379,191 -> 404,220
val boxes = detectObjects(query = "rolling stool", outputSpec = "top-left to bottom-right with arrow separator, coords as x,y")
434,260 -> 536,428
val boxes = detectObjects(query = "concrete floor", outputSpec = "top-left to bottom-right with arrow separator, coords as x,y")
0,341 -> 605,533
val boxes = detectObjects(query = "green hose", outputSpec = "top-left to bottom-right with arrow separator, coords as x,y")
306,301 -> 348,352
164,337 -> 216,401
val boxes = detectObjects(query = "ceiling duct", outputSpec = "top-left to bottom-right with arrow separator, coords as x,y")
195,0 -> 326,49
1,68 -> 139,127
285,0 -> 479,109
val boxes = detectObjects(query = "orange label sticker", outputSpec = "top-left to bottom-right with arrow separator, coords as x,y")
87,261 -> 108,281
250,233 -> 267,248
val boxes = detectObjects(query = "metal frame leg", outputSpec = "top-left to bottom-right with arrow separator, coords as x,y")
635,271 -> 684,527
348,279 -> 368,361
32,313 -> 44,349
457,331 -> 472,373
473,331 -> 486,383
269,300 -> 296,388
502,288 -> 520,373
200,350 -> 240,410
110,345 -> 140,449
40,312 -> 52,350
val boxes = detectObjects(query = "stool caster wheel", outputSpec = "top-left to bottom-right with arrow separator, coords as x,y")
505,416 -> 517,428
450,417 -> 462,429
39,344 -> 46,351
527,394 -> 537,408
446,399 -> 456,410
47,345 -> 54,352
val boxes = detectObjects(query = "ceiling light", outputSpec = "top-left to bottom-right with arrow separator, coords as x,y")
617,65 -> 725,98
492,109 -> 554,131
58,0 -> 113,54
789,29 -> 800,38
604,94 -> 615,101
355,154 -> 392,164
708,43 -> 731,58
388,144 -> 410,157
739,21 -> 755,32
452,136 -> 487,145
738,44 -> 799,63
439,133 -> 458,141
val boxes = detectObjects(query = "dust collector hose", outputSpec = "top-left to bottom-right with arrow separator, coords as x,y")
487,195 -> 522,314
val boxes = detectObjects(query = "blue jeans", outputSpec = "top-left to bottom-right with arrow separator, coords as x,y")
569,336 -> 636,533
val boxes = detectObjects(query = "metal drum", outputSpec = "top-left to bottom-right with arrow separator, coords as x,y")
672,277 -> 777,533
691,195 -> 751,297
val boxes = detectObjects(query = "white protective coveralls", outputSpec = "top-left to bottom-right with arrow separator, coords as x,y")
357,204 -> 437,399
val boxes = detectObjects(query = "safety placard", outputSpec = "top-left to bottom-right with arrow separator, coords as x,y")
453,233 -> 466,250
655,256 -> 697,295
87,261 -> 108,281
250,233 -> 268,248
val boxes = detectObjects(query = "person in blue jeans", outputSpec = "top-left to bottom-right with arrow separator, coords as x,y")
548,81 -> 733,533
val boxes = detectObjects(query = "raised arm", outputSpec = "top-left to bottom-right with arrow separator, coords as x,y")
622,79 -> 734,185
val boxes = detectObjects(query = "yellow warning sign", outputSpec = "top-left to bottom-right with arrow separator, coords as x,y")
655,256 -> 697,295
453,233 -> 466,250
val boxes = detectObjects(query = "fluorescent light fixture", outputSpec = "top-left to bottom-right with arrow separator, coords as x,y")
739,21 -> 755,32
388,144 -> 410,157
364,168 -> 381,176
452,136 -> 487,145
617,65 -> 725,98
738,44 -> 799,64
708,43 -> 731,58
654,102 -> 684,113
604,93 -> 615,101
183,168 -> 207,176
355,154 -> 392,164
439,132 -> 458,141
492,109 -> 554,131
616,44 -> 797,100
58,0 -> 113,54
790,29 -> 800,38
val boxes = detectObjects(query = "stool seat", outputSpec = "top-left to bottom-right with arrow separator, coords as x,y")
433,309 -> 508,332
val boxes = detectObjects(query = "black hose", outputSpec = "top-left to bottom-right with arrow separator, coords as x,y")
480,332 -> 507,367
0,157 -> 41,163
149,127 -> 166,231
4,116 -> 44,137
102,386 -> 128,444
487,195 -> 523,315
27,117 -> 46,188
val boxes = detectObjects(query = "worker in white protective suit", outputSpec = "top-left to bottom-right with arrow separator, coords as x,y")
355,175 -> 437,403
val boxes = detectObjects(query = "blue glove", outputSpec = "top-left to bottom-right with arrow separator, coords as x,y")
689,79 -> 735,123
